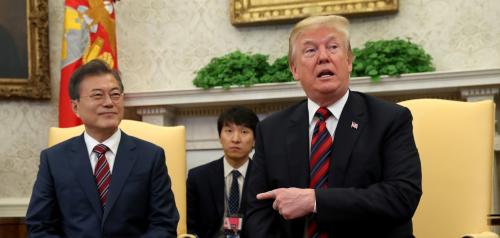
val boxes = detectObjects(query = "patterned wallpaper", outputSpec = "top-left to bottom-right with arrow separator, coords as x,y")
0,0 -> 499,198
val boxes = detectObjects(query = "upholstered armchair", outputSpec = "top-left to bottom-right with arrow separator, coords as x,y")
48,119 -> 194,238
398,99 -> 498,238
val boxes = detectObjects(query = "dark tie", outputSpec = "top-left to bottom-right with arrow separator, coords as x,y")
228,170 -> 241,215
93,144 -> 111,208
308,107 -> 332,238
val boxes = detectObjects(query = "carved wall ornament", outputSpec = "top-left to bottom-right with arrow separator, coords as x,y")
230,0 -> 398,26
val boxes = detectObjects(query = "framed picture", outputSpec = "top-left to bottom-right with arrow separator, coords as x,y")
0,0 -> 50,99
231,0 -> 398,26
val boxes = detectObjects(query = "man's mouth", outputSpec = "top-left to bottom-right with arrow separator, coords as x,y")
99,112 -> 117,116
317,69 -> 335,78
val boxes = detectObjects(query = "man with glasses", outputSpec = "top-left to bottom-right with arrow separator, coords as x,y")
26,59 -> 179,237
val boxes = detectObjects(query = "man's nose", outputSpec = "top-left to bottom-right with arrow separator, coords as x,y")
318,46 -> 330,64
102,94 -> 114,106
231,131 -> 241,142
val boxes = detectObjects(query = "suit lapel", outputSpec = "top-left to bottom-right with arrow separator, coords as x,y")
210,158 -> 225,219
102,132 -> 138,222
329,92 -> 366,187
286,101 -> 310,188
68,135 -> 103,220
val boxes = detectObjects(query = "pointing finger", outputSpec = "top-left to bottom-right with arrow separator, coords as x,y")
256,190 -> 276,200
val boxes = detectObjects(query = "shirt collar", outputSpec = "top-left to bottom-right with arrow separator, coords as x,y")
223,157 -> 249,179
84,129 -> 121,156
308,90 -> 349,123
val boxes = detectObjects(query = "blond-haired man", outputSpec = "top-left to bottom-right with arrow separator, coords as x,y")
245,15 -> 422,238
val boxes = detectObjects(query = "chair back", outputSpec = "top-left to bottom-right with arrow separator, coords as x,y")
398,99 -> 495,237
48,119 -> 188,235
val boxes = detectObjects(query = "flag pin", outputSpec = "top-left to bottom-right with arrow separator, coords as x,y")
351,121 -> 358,130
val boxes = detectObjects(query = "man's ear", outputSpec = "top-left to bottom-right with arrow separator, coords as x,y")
347,53 -> 354,73
71,100 -> 81,118
289,61 -> 300,81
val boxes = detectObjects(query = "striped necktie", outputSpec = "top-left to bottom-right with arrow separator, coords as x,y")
93,144 -> 111,208
308,107 -> 332,238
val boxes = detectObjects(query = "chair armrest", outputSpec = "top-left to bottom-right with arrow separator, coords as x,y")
462,231 -> 499,238
178,234 -> 197,238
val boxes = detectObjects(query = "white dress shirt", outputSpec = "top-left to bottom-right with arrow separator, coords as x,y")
307,90 -> 349,151
223,157 -> 249,205
84,129 -> 121,174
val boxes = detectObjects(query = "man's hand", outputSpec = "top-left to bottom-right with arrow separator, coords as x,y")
257,188 -> 315,220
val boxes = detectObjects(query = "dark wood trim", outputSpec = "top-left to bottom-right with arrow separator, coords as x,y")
489,214 -> 500,226
0,217 -> 27,238
488,214 -> 500,226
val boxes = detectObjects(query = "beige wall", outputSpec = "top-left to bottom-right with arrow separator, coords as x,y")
1,0 -> 499,198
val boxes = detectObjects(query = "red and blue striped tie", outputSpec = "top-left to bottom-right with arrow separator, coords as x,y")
93,144 -> 111,208
308,107 -> 332,238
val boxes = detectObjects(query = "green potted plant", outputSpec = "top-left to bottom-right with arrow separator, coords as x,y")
193,51 -> 293,89
351,38 -> 435,81
193,38 -> 435,89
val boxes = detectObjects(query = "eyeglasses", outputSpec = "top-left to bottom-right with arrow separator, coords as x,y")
79,91 -> 123,102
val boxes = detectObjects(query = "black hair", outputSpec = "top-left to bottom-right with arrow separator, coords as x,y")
217,106 -> 259,136
68,59 -> 123,100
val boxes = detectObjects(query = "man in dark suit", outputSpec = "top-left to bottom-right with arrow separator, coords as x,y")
26,59 -> 179,237
187,106 -> 259,238
245,15 -> 422,238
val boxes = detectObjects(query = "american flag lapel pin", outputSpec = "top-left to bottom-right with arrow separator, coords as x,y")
351,121 -> 358,130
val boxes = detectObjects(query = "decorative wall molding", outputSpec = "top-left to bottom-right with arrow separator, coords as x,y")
0,198 -> 29,217
136,106 -> 177,126
176,102 -> 297,117
461,88 -> 500,102
136,107 -> 168,116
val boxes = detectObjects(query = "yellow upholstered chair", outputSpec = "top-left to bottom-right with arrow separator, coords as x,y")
48,119 -> 193,237
398,99 -> 497,238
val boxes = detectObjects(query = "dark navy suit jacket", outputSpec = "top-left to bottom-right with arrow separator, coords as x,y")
245,91 -> 422,238
187,157 -> 252,238
26,131 -> 179,238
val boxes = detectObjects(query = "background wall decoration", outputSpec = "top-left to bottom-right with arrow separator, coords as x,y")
0,1 -> 28,79
0,0 -> 499,198
0,0 -> 50,99
230,0 -> 399,26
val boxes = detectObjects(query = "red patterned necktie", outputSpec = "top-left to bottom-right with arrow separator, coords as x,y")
93,144 -> 111,208
308,107 -> 332,238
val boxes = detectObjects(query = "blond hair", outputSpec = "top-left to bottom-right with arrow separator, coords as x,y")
288,15 -> 352,64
